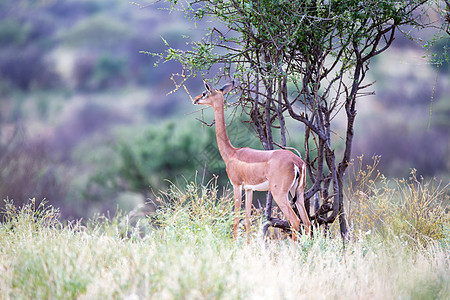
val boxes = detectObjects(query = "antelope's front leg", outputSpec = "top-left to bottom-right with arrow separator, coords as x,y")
245,189 -> 253,243
233,185 -> 242,239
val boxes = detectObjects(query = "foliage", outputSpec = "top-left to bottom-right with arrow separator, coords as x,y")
155,0 -> 441,81
429,36 -> 450,72
0,184 -> 448,299
424,1 -> 450,71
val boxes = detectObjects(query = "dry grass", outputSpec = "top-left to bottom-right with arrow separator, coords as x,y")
346,156 -> 449,245
0,175 -> 449,299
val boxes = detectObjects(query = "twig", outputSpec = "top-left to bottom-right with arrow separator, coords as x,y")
195,118 -> 215,127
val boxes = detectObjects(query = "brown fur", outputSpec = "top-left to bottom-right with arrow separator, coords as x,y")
194,81 -> 310,241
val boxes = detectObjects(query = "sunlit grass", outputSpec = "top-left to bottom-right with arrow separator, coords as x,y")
346,156 -> 449,245
0,176 -> 449,299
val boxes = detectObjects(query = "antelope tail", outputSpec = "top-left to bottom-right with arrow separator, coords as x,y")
273,142 -> 303,159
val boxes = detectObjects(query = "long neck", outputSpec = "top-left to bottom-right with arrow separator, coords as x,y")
213,101 -> 235,163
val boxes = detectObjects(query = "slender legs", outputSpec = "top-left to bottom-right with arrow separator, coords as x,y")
233,185 -> 242,239
233,185 -> 253,243
245,189 -> 253,243
232,185 -> 253,243
232,184 -> 311,241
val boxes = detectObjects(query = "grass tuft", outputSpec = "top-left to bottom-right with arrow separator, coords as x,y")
346,156 -> 449,246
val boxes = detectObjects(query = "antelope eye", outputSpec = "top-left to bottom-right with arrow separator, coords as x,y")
202,91 -> 207,98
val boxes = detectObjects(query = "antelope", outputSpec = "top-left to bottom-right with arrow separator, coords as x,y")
193,80 -> 310,241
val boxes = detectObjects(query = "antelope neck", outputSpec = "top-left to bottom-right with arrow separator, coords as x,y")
212,101 -> 236,163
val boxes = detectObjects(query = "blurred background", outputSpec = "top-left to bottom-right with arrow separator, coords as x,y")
0,0 -> 448,220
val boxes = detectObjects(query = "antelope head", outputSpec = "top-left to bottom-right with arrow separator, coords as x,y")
193,80 -> 234,107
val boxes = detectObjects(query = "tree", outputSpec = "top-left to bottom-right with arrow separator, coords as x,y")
151,0 -> 448,239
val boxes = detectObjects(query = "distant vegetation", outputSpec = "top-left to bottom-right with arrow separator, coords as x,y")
0,0 -> 448,220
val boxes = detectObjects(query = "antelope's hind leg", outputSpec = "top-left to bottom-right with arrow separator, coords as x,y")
294,189 -> 311,236
271,191 -> 301,241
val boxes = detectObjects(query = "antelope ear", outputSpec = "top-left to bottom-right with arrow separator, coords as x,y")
203,80 -> 216,95
220,81 -> 234,95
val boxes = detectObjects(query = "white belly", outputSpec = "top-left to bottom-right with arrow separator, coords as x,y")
243,180 -> 269,191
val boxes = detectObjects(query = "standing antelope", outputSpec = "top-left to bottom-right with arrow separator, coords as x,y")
193,80 -> 310,241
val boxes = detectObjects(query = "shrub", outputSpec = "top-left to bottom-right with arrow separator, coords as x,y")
73,53 -> 128,91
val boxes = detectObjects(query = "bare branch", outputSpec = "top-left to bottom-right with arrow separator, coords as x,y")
195,118 -> 215,127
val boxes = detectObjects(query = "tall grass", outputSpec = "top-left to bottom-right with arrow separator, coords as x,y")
346,156 -> 449,245
0,175 -> 449,299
